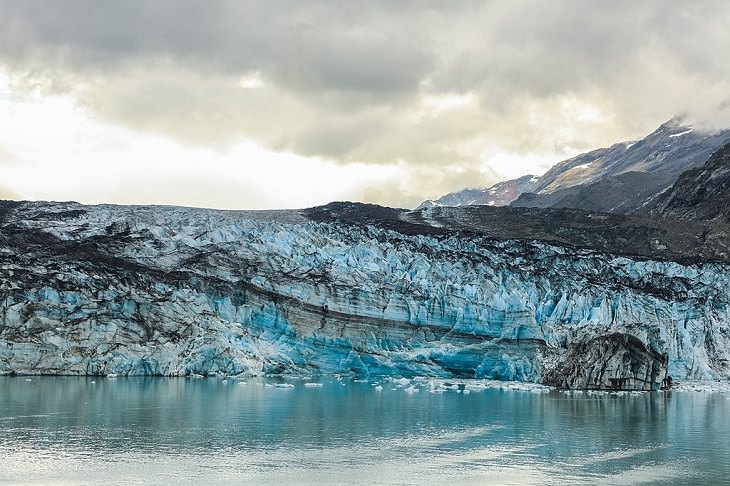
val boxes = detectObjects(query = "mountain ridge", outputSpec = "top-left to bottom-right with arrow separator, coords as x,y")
417,174 -> 538,210
419,118 -> 730,214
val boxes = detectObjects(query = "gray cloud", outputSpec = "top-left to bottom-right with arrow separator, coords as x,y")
1,0 -> 729,206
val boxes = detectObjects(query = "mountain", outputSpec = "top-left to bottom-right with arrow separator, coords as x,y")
510,171 -> 676,213
417,174 -> 538,209
1,199 -> 729,389
528,118 -> 729,194
652,142 -> 730,222
420,118 -> 730,214
512,119 -> 730,213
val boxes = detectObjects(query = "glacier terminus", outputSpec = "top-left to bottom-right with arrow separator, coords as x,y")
1,200 -> 729,391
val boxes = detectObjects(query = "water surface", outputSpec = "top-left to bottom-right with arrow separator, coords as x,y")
1,376 -> 728,485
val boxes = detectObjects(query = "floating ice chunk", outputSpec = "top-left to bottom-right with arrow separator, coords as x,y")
374,385 -> 383,391
405,386 -> 419,394
304,383 -> 323,388
671,380 -> 730,393
106,373 -> 118,378
390,377 -> 411,387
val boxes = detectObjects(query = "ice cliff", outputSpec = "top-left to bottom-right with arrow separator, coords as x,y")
1,200 -> 729,390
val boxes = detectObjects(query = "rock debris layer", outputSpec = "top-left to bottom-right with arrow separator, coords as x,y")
1,200 -> 729,390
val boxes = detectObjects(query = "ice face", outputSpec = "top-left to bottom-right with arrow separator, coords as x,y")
0,201 -> 728,388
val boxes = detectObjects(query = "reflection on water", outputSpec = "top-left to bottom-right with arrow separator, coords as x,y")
0,377 -> 728,485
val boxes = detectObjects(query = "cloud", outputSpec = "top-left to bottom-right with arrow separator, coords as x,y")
0,187 -> 20,200
0,148 -> 26,199
359,162 -> 501,209
0,147 -> 24,167
0,1 -> 729,207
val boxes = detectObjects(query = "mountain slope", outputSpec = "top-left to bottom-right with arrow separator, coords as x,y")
511,171 -> 676,213
653,143 -> 730,222
528,118 -> 729,195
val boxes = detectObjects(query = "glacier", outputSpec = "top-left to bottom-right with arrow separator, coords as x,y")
1,200 -> 729,390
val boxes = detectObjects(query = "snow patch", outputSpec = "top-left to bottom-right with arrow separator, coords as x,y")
669,128 -> 694,138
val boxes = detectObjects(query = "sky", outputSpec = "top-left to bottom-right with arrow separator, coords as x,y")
1,1 -> 729,210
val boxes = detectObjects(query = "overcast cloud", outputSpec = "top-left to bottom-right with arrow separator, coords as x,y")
1,1 -> 729,208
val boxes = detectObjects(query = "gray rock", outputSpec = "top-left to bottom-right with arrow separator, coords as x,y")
544,333 -> 667,391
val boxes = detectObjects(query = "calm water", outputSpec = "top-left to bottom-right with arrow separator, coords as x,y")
1,377 -> 729,485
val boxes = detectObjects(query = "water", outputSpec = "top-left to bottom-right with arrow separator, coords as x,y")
0,377 -> 728,485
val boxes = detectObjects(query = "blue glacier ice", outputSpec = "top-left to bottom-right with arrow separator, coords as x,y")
0,201 -> 728,389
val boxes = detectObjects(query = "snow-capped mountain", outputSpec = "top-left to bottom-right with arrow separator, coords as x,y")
1,199 -> 729,389
417,174 -> 539,210
420,118 -> 730,214
527,118 -> 728,194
